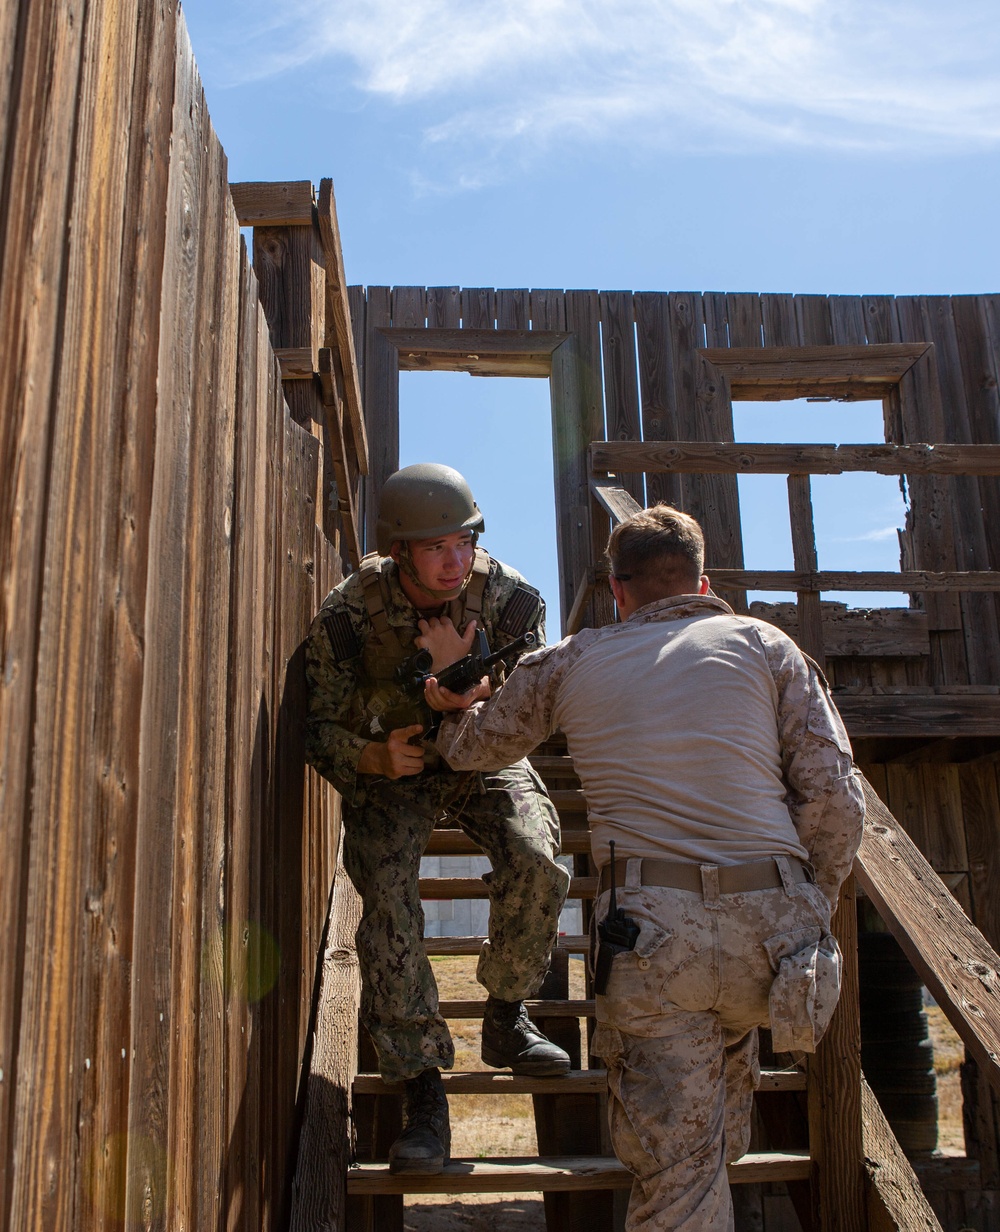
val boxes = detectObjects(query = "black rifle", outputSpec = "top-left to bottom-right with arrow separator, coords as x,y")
593,840 -> 640,995
395,629 -> 536,697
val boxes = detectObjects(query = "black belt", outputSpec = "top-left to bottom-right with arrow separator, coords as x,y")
597,856 -> 809,897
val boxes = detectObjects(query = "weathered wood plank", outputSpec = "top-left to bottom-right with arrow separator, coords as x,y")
318,179 -> 368,474
599,291 -> 644,506
808,875 -> 866,1232
590,477 -> 642,525
461,286 -> 495,329
855,779 -> 1000,1097
497,288 -> 528,329
529,288 -> 567,331
725,293 -> 763,348
391,285 -> 426,328
862,1077 -> 943,1231
794,295 -> 835,346
0,0 -> 91,1204
634,292 -> 682,508
76,0 -> 176,1222
424,934 -> 591,955
362,287 -> 397,546
553,291 -> 611,632
289,858 -> 362,1232
440,999 -> 594,1019
701,341 -> 928,400
747,603 -> 929,657
388,326 -> 567,378
317,347 -> 362,568
710,569 -> 1000,592
346,1152 -> 812,1194
124,21 -> 201,1224
961,762 -> 1000,952
787,473 -> 825,666
230,179 -> 314,226
426,286 -> 461,328
590,440 -> 1000,475
837,695 -> 1000,737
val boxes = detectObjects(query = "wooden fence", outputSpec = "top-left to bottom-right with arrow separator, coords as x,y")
0,3 -> 341,1229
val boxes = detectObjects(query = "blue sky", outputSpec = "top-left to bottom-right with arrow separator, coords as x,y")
183,0 -> 999,630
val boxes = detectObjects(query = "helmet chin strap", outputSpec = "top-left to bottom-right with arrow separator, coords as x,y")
398,539 -> 477,604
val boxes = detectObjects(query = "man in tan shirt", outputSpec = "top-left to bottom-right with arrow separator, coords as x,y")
429,504 -> 864,1231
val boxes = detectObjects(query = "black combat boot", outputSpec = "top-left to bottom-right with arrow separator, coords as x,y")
481,996 -> 571,1076
387,1068 -> 451,1175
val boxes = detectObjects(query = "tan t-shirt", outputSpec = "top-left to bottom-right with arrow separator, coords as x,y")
437,594 -> 864,907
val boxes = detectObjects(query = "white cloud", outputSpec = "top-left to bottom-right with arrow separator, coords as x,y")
204,0 -> 1000,169
834,526 -> 902,543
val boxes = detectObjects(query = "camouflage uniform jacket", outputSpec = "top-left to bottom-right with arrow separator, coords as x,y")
438,593 -> 864,908
305,551 -> 545,805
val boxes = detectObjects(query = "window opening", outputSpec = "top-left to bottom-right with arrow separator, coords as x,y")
398,371 -> 579,938
731,399 -> 909,609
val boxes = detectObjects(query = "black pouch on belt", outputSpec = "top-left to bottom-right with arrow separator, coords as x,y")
593,841 -> 640,995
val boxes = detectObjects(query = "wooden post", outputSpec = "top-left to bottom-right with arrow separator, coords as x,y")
787,473 -> 826,668
807,874 -> 866,1231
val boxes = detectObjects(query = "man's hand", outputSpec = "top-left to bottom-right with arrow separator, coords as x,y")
424,675 -> 490,712
357,725 -> 426,778
415,616 -> 477,672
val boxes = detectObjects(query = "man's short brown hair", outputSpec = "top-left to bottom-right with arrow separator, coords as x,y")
606,504 -> 705,594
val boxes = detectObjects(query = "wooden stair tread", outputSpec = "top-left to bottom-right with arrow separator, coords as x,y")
420,876 -> 596,900
354,1069 -> 607,1095
425,934 -> 589,955
353,1068 -> 805,1095
346,1151 -> 811,1194
439,998 -> 594,1018
424,830 -> 592,856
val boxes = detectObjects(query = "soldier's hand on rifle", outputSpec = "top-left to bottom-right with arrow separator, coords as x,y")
415,616 -> 478,672
423,674 -> 490,712
357,724 -> 426,778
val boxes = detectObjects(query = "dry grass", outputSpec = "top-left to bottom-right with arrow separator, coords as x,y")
926,1002 -> 966,1156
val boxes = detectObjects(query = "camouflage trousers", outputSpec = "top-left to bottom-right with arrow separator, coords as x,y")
342,761 -> 570,1082
591,858 -> 838,1231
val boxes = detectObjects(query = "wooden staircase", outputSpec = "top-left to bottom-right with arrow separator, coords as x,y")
341,746 -> 821,1231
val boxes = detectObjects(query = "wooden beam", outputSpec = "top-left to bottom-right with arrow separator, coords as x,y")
566,567 -> 597,636
698,342 -> 929,400
808,875 -> 866,1232
275,346 -> 314,380
861,1077 -> 943,1232
345,1152 -> 812,1195
439,999 -> 594,1019
787,473 -> 825,668
385,327 -> 569,378
708,569 -> 1000,592
855,778 -> 1000,1098
317,178 -> 368,474
590,476 -> 643,524
317,348 -> 362,569
230,179 -> 315,226
748,604 -> 929,658
838,694 -> 1000,737
591,440 -> 1000,476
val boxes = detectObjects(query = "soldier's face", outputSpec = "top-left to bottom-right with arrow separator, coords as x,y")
403,532 -> 475,598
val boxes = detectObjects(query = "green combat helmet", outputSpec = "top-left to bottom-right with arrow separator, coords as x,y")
375,463 -> 485,556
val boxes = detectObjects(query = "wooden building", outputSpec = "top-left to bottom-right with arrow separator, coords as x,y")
2,0 -> 1000,1228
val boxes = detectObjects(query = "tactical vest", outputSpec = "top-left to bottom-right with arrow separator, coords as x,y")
349,550 -> 491,748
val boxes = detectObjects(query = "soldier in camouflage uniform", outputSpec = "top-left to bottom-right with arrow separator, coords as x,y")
431,505 -> 865,1229
304,463 -> 571,1175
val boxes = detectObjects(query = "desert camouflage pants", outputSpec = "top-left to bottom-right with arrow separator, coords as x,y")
591,858 -> 837,1231
342,760 -> 569,1081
